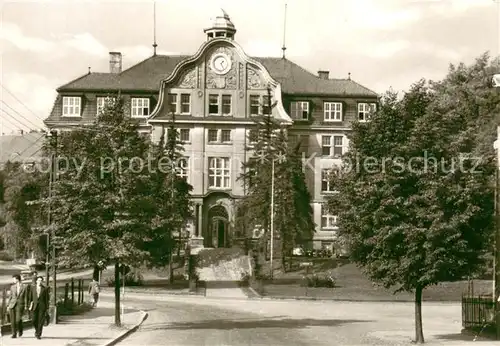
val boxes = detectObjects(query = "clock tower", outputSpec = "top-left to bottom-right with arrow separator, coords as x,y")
204,9 -> 236,41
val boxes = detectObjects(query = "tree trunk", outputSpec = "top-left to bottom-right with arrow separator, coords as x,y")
92,265 -> 99,281
114,262 -> 121,327
414,285 -> 424,343
169,251 -> 174,284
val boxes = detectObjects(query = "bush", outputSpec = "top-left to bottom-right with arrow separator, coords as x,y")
303,274 -> 336,288
56,299 -> 93,316
0,250 -> 13,261
172,273 -> 187,281
106,270 -> 144,287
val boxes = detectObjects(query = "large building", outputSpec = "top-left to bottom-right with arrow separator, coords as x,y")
44,10 -> 378,253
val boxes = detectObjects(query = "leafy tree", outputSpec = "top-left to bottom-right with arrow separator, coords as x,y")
144,116 -> 193,283
329,54 -> 496,343
0,161 -> 48,259
237,89 -> 314,272
37,97 -> 154,325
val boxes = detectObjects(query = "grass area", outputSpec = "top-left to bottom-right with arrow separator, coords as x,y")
255,258 -> 492,302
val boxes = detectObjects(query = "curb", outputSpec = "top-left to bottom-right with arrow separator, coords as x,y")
100,290 -> 201,297
249,295 -> 460,304
100,310 -> 149,346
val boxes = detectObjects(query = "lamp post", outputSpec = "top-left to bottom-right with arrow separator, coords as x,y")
492,72 -> 500,339
494,124 -> 500,340
270,158 -> 275,280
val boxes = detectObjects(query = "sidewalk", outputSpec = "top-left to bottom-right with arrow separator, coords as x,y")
0,301 -> 146,346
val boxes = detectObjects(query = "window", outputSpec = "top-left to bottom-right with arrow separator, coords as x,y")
208,129 -> 218,142
321,135 -> 344,157
321,169 -> 338,193
324,102 -> 342,122
62,97 -> 81,117
248,128 -> 258,145
180,94 -> 191,114
96,97 -> 116,115
321,205 -> 338,230
209,95 -> 219,115
208,157 -> 231,188
221,129 -> 231,143
222,95 -> 232,115
179,129 -> 190,142
358,103 -> 376,122
131,98 -> 150,117
290,101 -> 309,120
207,129 -> 231,143
262,95 -> 271,115
249,95 -> 260,116
167,94 -> 177,114
177,157 -> 189,180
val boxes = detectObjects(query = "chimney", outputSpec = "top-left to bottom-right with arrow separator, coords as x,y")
19,130 -> 23,135
109,52 -> 122,73
318,70 -> 329,79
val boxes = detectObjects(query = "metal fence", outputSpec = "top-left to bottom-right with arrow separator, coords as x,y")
462,294 -> 495,329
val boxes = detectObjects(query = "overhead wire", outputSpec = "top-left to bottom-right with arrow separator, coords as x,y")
1,100 -> 43,130
1,83 -> 46,122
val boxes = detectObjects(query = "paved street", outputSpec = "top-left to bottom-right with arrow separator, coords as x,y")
110,292 -> 488,346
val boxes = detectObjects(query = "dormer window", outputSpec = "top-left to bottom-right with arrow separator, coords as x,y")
131,98 -> 150,117
324,102 -> 342,122
62,97 -> 81,117
97,96 -> 116,115
290,101 -> 309,121
358,103 -> 376,122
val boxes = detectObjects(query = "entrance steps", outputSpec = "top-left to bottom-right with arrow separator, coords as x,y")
196,248 -> 252,282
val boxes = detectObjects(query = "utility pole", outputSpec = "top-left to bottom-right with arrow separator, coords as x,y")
168,112 -> 176,284
494,125 -> 500,340
47,130 -> 58,324
46,132 -> 53,286
52,130 -> 58,324
270,158 -> 275,280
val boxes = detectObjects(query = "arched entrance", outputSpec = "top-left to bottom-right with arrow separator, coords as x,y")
207,205 -> 229,248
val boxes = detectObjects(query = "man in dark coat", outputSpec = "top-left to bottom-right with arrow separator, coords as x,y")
7,274 -> 28,338
28,276 -> 49,339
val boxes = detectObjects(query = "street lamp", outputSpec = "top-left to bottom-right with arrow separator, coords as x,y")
492,74 -> 500,340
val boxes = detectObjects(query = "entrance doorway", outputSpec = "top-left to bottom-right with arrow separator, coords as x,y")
207,205 -> 229,248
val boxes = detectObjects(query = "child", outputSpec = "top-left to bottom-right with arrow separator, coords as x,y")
88,279 -> 100,307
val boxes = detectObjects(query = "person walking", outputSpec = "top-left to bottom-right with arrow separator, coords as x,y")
7,274 -> 27,338
88,279 -> 100,307
25,270 -> 38,320
28,276 -> 49,339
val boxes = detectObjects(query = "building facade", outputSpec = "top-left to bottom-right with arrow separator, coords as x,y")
44,11 -> 378,253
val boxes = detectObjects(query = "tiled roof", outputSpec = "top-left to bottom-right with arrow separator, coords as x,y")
0,132 -> 45,165
57,55 -> 377,97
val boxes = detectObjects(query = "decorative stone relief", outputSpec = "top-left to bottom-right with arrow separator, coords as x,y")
206,46 -> 237,89
178,68 -> 196,89
197,65 -> 202,88
238,63 -> 244,89
247,67 -> 264,89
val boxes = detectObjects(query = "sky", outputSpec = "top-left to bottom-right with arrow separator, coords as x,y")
0,0 -> 498,134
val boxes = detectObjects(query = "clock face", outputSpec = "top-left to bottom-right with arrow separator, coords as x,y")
211,53 -> 231,75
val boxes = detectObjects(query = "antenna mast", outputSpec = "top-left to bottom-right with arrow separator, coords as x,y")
153,0 -> 158,56
281,3 -> 287,59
